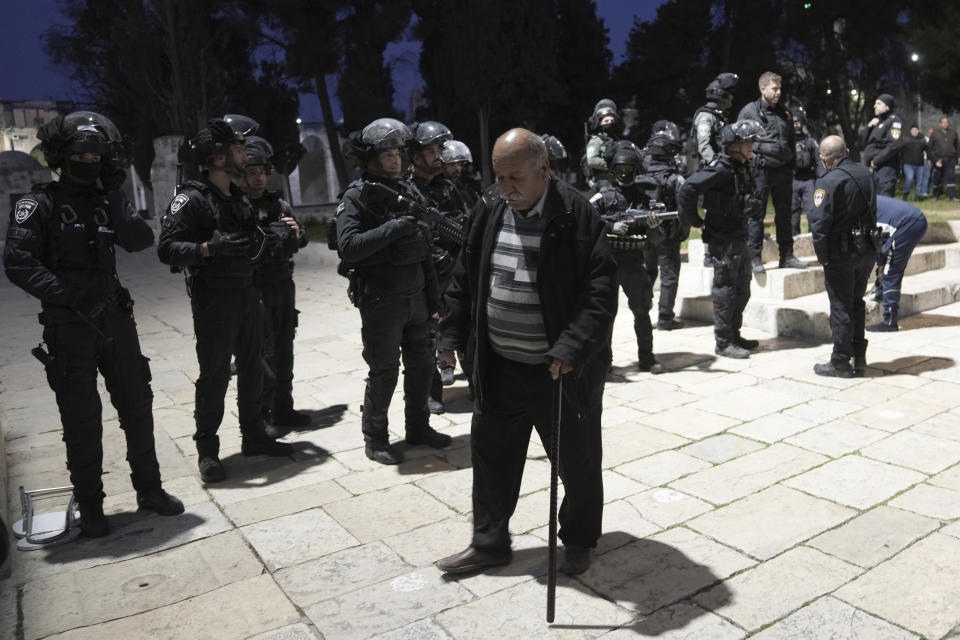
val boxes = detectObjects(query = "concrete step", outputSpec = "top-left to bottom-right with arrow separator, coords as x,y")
676,265 -> 960,339
680,241 -> 960,301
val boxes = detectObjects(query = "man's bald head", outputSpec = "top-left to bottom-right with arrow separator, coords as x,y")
492,128 -> 550,212
819,135 -> 847,169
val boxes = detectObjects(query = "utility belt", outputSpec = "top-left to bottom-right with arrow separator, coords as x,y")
186,266 -> 256,294
830,226 -> 883,256
38,287 -> 132,326
607,235 -> 648,251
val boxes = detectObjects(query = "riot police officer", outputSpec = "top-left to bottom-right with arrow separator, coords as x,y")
692,72 -> 739,168
642,121 -> 689,330
157,119 -> 293,483
4,111 -> 183,537
809,136 -> 878,377
337,118 -> 451,465
861,93 -> 904,197
678,120 -> 764,359
584,99 -> 622,186
441,139 -> 479,207
540,133 -> 569,181
240,135 -> 310,429
791,106 -> 821,235
408,121 -> 467,411
590,140 -> 665,373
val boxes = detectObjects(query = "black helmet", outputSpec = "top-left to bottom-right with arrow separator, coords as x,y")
190,118 -> 245,166
645,132 -> 682,159
409,121 -> 452,149
243,135 -> 274,170
706,72 -> 739,101
720,119 -> 762,148
344,117 -> 411,165
539,134 -> 568,161
589,99 -> 620,132
222,114 -> 260,136
441,140 -> 473,164
651,120 -> 681,142
37,111 -> 121,168
606,140 -> 641,186
792,105 -> 807,123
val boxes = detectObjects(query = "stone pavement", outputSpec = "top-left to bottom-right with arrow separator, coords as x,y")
2,245 -> 960,639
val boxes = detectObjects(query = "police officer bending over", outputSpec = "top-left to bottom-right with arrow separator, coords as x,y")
4,112 -> 183,537
868,196 -> 928,333
809,136 -> 878,377
678,120 -> 764,359
158,119 -> 293,483
240,135 -> 311,429
336,118 -> 451,465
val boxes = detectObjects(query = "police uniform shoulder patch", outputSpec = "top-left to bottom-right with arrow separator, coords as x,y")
14,198 -> 38,224
169,193 -> 189,214
891,123 -> 901,140
814,189 -> 826,207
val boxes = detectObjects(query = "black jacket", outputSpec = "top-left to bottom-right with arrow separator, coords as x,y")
738,98 -> 795,168
794,135 -> 821,181
901,133 -> 927,166
5,181 -> 152,319
861,112 -> 904,168
678,154 -> 758,241
927,126 -> 960,160
248,190 -> 305,283
809,158 -> 877,264
439,177 -> 618,409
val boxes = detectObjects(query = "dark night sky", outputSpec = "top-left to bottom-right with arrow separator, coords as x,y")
0,0 -> 663,122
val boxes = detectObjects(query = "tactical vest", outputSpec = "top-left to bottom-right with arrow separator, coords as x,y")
692,104 -> 725,159
250,191 -> 295,282
45,185 -> 117,274
181,179 -> 258,288
795,139 -> 816,178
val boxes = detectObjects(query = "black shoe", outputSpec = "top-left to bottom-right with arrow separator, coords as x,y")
560,545 -> 593,575
813,360 -> 855,378
734,336 -> 760,350
779,254 -> 808,269
198,456 -> 226,483
866,322 -> 898,332
78,502 -> 109,538
436,546 -> 512,574
428,398 -> 445,414
241,437 -> 294,457
638,357 -> 665,374
440,366 -> 456,386
263,420 -> 287,440
657,318 -> 684,331
406,426 -> 452,448
137,489 -> 185,516
272,408 -> 312,428
365,442 -> 404,465
751,257 -> 766,274
716,343 -> 750,359
853,356 -> 867,376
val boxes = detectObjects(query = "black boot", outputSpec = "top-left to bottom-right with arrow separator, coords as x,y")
406,425 -> 452,448
853,339 -> 868,377
272,408 -> 312,428
814,359 -> 855,378
78,501 -> 109,538
137,489 -> 185,516
779,252 -> 808,269
365,441 -> 404,465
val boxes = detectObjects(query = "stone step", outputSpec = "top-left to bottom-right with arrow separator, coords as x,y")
679,242 -> 960,301
676,265 -> 960,339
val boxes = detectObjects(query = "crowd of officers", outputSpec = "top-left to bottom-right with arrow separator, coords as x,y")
1,67 -> 916,561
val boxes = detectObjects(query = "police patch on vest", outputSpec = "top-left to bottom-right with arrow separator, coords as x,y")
14,198 -> 38,224
170,194 -> 189,214
814,189 -> 826,207
891,127 -> 901,140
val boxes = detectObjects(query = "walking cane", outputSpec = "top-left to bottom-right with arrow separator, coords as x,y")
546,374 -> 562,623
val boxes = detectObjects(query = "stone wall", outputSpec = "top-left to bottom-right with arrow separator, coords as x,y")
150,135 -> 183,220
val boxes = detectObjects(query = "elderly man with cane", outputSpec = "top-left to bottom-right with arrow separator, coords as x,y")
435,128 -> 618,581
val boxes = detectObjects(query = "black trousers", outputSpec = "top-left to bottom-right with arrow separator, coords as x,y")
823,250 -> 875,364
191,282 -> 264,457
708,236 -> 752,347
359,290 -> 432,443
874,165 -> 898,198
791,178 -> 815,236
648,238 -> 683,321
614,249 -> 654,359
931,157 -> 957,199
430,268 -> 456,403
471,352 -> 603,552
749,164 -> 795,259
261,277 -> 298,415
42,308 -> 161,505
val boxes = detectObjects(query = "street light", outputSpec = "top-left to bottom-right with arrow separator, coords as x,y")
911,52 -> 919,62
911,52 -> 922,128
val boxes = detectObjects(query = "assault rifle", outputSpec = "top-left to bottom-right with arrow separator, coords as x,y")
360,182 -> 465,245
619,202 -> 680,233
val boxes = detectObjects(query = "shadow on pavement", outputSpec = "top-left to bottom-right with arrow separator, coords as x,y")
395,433 -> 471,475
867,355 -> 956,376
213,441 -> 331,490
437,384 -> 474,414
901,313 -> 960,329
443,531 -> 731,633
288,404 -> 350,432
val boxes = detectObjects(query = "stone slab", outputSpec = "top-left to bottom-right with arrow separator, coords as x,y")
688,485 -> 855,560
861,429 -> 960,473
785,421 -> 889,458
600,423 -> 690,467
835,533 -> 960,639
887,483 -> 960,520
323,484 -> 453,544
784,455 -> 926,509
843,398 -> 947,432
782,398 -> 863,423
638,406 -> 741,440
245,623 -> 323,640
694,546 -> 861,632
382,516 -> 472,568
614,450 -> 712,487
750,596 -> 918,640
625,488 -> 714,528
222,479 -> 351,526
808,505 -> 939,568
680,434 -> 765,464
690,386 -> 800,421
241,507 -> 360,570
597,602 -> 747,639
729,413 -> 815,444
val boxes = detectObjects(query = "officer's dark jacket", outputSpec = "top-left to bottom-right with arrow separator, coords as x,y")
157,177 -> 262,288
413,173 -> 469,257
642,157 -> 685,210
5,181 -> 152,317
738,98 -> 795,168
336,173 -> 440,310
809,157 -> 877,264
439,177 -> 618,410
794,136 -> 821,181
248,190 -> 305,283
901,134 -> 927,166
677,154 -> 755,241
692,102 -> 727,163
926,126 -> 960,160
861,112 -> 903,168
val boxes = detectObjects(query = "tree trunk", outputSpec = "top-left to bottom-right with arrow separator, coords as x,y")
316,74 -> 348,191
478,104 -> 491,187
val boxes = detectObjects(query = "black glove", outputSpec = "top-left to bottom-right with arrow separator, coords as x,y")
206,230 -> 250,257
100,158 -> 126,191
72,290 -> 107,321
387,216 -> 419,238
